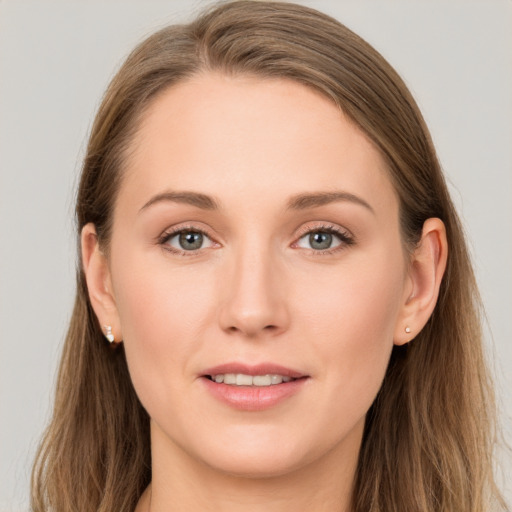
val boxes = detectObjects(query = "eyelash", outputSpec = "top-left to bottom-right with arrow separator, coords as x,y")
157,224 -> 218,257
157,223 -> 355,257
293,223 -> 355,256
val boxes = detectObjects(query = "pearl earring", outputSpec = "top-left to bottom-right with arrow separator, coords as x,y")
405,326 -> 411,334
104,325 -> 115,343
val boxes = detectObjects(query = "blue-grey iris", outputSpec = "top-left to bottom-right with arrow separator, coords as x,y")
310,232 -> 332,250
179,232 -> 203,250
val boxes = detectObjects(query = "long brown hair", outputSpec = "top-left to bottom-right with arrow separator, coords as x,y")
31,2 -> 507,511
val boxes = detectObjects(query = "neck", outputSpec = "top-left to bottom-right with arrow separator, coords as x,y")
137,419 -> 363,512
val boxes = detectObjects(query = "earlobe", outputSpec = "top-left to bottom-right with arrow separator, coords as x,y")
81,223 -> 122,343
394,218 -> 448,345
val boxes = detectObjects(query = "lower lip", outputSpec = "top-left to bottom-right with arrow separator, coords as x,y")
201,377 -> 308,411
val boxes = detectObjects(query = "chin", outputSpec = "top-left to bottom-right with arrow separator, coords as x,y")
206,451 -> 308,479
190,428 -> 322,479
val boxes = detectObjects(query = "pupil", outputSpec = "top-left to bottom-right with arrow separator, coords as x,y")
179,232 -> 203,250
310,232 -> 332,250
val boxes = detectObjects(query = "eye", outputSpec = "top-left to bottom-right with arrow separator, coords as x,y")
295,225 -> 354,253
160,228 -> 216,253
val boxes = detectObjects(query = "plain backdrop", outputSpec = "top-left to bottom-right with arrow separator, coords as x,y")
1,1 -> 511,510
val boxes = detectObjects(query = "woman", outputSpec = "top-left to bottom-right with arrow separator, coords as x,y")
31,1 -> 507,511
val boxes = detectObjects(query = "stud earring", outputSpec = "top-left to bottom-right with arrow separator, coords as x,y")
104,325 -> 115,343
405,326 -> 411,334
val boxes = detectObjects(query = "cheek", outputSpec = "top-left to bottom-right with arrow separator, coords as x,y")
110,251 -> 215,410
299,250 -> 404,339
296,249 -> 405,414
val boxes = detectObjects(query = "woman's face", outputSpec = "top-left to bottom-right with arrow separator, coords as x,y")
107,74 -> 411,477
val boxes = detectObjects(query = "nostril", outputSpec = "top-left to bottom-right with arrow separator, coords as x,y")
226,324 -> 279,336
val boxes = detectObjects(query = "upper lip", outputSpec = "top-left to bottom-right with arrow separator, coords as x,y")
201,362 -> 307,379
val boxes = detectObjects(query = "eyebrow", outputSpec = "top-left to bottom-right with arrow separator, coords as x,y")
139,191 -> 220,213
139,190 -> 374,214
285,191 -> 374,214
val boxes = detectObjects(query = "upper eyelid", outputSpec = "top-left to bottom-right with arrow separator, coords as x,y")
159,222 -> 350,239
294,223 -> 355,246
295,223 -> 350,236
159,223 -> 215,241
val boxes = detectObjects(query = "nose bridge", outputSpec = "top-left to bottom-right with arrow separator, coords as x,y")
218,235 -> 289,337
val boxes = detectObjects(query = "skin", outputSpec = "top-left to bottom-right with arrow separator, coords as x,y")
82,74 -> 447,511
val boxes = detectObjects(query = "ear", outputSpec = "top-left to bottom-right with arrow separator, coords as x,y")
394,217 -> 448,345
81,223 -> 122,343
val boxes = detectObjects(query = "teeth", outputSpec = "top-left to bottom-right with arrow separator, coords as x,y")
210,373 -> 295,387
253,375 -> 272,386
236,374 -> 253,386
223,374 -> 236,385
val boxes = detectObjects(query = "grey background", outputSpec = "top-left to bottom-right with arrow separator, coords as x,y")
1,1 -> 511,509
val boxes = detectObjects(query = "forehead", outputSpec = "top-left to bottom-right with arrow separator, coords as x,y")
120,73 -> 397,217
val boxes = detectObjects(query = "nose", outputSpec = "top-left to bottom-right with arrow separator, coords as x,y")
218,244 -> 290,338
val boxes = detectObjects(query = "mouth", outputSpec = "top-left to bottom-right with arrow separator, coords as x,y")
204,373 -> 297,386
200,363 -> 309,411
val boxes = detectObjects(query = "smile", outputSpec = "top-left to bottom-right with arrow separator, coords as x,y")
200,363 -> 309,411
207,374 -> 294,386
